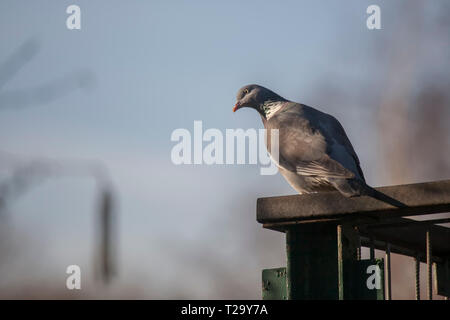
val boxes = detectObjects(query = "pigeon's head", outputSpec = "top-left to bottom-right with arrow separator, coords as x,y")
233,84 -> 285,115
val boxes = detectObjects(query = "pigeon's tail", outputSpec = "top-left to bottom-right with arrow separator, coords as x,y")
330,178 -> 406,208
362,184 -> 407,208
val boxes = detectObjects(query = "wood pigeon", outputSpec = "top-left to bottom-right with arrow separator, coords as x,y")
233,84 -> 401,203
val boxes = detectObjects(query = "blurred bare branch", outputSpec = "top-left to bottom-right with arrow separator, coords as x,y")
0,38 -> 39,90
0,70 -> 95,110
0,37 -> 95,110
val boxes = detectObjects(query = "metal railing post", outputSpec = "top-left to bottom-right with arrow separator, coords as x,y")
426,230 -> 432,300
385,243 -> 392,300
286,224 -> 339,300
415,254 -> 420,300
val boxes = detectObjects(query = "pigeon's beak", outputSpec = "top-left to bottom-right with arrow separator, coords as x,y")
233,101 -> 241,112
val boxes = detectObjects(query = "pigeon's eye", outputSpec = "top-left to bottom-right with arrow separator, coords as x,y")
243,88 -> 249,95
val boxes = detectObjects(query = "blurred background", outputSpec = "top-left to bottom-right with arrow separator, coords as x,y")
0,0 -> 449,299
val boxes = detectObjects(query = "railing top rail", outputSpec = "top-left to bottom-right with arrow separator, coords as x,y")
257,179 -> 450,225
257,179 -> 450,261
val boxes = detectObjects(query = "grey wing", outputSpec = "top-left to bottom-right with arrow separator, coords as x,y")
268,106 -> 362,180
322,114 -> 365,181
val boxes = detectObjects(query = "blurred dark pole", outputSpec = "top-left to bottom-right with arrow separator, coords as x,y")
98,186 -> 116,284
0,154 -> 118,285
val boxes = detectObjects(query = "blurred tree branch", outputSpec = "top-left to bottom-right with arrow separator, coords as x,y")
0,37 -> 94,110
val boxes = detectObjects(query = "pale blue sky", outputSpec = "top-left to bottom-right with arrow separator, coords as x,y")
0,1 -> 448,298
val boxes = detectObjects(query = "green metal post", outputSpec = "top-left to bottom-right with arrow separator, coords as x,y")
286,224 -> 339,300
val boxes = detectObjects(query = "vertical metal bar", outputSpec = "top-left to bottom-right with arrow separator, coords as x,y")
426,230 -> 432,300
385,243 -> 392,300
337,225 -> 344,300
432,262 -> 438,299
286,224 -> 339,300
355,227 -> 361,261
369,236 -> 375,260
415,254 -> 420,300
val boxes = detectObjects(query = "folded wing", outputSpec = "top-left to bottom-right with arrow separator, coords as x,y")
268,104 -> 363,181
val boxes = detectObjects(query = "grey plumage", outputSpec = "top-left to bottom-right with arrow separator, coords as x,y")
233,84 -> 369,197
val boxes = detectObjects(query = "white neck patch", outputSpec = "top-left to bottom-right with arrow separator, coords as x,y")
262,101 -> 283,120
